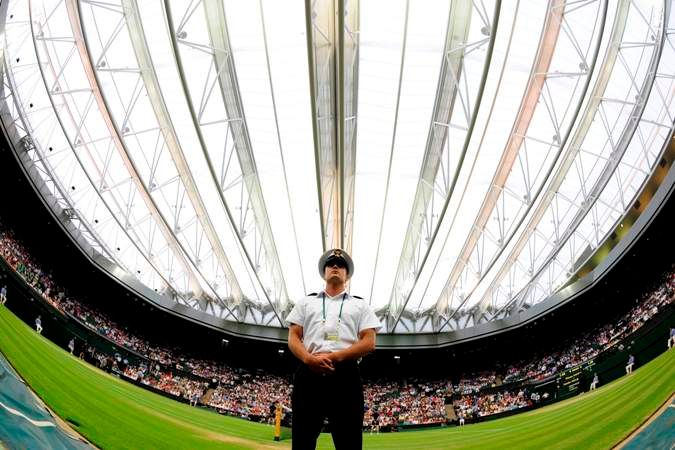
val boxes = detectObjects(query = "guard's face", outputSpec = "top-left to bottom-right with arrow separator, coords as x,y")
323,259 -> 348,284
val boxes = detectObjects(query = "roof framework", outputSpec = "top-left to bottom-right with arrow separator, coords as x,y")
1,0 -> 674,334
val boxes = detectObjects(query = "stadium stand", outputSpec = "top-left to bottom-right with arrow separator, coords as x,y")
1,219 -> 673,430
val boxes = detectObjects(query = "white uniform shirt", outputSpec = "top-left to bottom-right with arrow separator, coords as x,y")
286,290 -> 382,354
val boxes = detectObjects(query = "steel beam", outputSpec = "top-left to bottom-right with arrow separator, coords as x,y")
340,0 -> 359,254
81,0 -> 243,316
436,0 -> 574,323
438,0 -> 633,330
388,0 -> 499,331
493,9 -> 670,319
25,1 -> 202,307
305,0 -> 338,251
166,0 -> 289,325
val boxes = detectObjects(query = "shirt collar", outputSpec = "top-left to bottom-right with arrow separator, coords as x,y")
321,289 -> 347,300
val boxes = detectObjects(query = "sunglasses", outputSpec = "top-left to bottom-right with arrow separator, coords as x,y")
325,258 -> 348,270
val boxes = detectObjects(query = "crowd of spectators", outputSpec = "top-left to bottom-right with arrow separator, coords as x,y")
209,373 -> 292,422
1,223 -> 673,428
453,372 -> 499,395
363,380 -> 448,429
502,270 -> 674,384
455,389 -> 534,420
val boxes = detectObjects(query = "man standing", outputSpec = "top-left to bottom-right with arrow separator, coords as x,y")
68,338 -> 76,355
191,390 -> 200,407
287,249 -> 381,450
0,284 -> 7,305
668,327 -> 675,349
35,315 -> 42,334
590,373 -> 599,390
625,354 -> 635,374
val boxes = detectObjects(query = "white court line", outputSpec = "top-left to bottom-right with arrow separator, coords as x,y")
0,401 -> 55,428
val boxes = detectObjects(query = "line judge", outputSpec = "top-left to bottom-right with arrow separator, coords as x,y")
286,248 -> 381,450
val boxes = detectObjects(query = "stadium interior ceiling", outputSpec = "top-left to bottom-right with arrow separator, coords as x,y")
0,139 -> 673,377
1,0 -> 674,345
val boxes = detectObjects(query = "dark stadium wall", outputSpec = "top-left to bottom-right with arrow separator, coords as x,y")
1,138 -> 674,379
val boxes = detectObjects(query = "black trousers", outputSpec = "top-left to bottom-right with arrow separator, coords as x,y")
291,361 -> 364,450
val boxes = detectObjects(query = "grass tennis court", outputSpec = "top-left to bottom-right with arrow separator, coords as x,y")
0,305 -> 673,449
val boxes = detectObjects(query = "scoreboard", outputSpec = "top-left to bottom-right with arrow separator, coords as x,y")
557,359 -> 595,399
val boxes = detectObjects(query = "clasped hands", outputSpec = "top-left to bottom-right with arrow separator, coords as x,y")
305,351 -> 342,374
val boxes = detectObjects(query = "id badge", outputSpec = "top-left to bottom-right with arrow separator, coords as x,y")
324,331 -> 339,341
323,322 -> 339,342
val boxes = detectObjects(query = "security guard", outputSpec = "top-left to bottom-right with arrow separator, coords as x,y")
286,249 -> 381,450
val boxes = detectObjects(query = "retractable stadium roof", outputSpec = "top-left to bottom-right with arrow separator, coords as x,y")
0,0 -> 674,343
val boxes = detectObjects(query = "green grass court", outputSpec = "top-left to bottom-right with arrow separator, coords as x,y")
0,305 -> 673,449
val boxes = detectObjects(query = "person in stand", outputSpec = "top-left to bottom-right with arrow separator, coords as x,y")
625,354 -> 635,374
369,407 -> 380,434
191,390 -> 200,407
35,315 -> 42,334
589,373 -> 599,391
287,249 -> 381,450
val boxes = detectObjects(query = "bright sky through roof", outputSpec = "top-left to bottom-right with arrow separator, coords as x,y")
1,0 -> 673,332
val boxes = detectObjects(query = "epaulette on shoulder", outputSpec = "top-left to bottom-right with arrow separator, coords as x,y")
353,295 -> 363,300
307,292 -> 318,296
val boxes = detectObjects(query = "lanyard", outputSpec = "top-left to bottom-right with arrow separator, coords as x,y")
321,292 -> 347,324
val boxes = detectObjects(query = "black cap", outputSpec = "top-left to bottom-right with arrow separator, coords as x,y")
318,248 -> 354,279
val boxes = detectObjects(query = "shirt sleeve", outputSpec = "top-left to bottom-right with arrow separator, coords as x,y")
358,302 -> 382,333
285,298 -> 306,327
